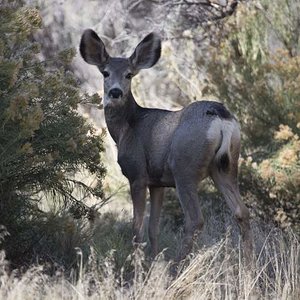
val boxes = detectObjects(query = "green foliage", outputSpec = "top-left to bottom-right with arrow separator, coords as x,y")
0,1 -> 106,264
205,1 -> 300,147
203,0 -> 300,232
92,212 -> 133,274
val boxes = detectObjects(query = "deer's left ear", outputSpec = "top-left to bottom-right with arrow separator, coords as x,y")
129,32 -> 161,71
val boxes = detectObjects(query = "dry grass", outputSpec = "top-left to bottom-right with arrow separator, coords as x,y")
0,224 -> 299,300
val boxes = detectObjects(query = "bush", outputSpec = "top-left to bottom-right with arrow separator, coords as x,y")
204,0 -> 300,233
0,0 -> 106,265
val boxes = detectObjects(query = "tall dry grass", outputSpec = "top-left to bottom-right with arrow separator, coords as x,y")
0,224 -> 299,300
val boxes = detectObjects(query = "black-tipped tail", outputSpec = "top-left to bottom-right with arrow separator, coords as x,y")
217,152 -> 230,173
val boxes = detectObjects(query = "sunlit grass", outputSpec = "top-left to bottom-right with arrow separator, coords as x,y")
0,209 -> 299,300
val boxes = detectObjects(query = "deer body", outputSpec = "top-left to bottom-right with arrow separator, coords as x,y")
106,96 -> 233,187
80,29 -> 253,260
108,104 -> 178,188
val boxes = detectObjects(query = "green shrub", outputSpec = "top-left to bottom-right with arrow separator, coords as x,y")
204,0 -> 300,233
0,0 -> 106,265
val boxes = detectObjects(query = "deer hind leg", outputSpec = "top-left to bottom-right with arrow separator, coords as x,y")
211,167 -> 253,262
130,181 -> 147,246
174,179 -> 204,261
149,187 -> 164,257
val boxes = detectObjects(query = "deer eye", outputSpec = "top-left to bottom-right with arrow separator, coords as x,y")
125,73 -> 134,79
102,71 -> 110,78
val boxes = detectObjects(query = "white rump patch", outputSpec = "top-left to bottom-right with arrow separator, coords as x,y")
207,118 -> 240,160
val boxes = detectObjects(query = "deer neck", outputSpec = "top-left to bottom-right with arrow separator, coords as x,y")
104,91 -> 140,144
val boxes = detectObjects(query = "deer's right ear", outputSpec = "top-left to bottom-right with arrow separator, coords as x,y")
79,29 -> 109,67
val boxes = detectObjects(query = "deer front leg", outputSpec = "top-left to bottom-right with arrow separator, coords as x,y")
130,181 -> 147,246
149,187 -> 164,257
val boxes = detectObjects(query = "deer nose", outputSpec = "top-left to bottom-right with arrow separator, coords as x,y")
108,88 -> 123,99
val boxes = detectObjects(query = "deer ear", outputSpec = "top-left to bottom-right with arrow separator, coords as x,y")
129,32 -> 161,71
80,29 -> 109,67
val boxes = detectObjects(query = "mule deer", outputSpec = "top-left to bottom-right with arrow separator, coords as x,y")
80,30 -> 253,260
